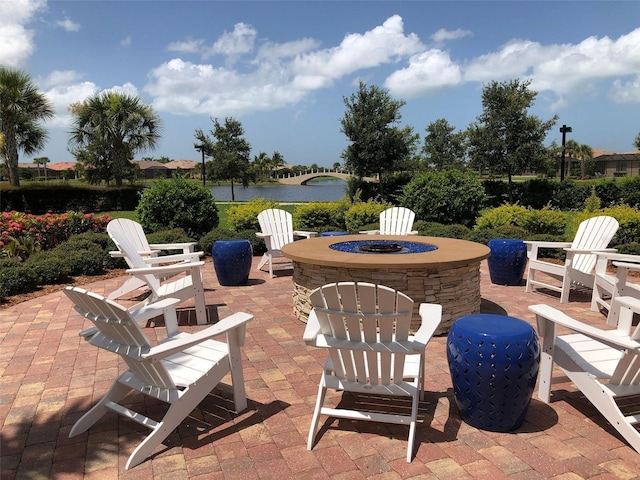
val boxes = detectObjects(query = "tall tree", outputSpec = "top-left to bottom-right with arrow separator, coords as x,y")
422,118 -> 466,170
33,156 -> 50,180
271,151 -> 284,176
0,67 -> 55,187
198,117 -> 252,201
467,79 -> 557,203
340,81 -> 418,196
634,132 -> 640,150
69,92 -> 162,186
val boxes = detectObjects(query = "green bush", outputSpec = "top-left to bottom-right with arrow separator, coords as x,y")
146,228 -> 195,255
617,242 -> 640,255
26,256 -> 71,285
226,198 -> 278,231
136,178 -> 219,238
0,266 -> 39,299
198,229 -> 237,255
620,176 -> 640,208
415,221 -> 470,239
50,240 -> 109,276
519,207 -> 567,236
464,225 -> 529,245
343,201 -> 389,233
400,170 -> 485,227
569,205 -> 640,246
294,201 -> 349,230
475,204 -> 530,230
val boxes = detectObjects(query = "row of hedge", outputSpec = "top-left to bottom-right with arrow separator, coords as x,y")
0,186 -> 141,214
3,174 -> 640,215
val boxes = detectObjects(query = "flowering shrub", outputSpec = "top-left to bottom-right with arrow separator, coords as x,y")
0,211 -> 111,252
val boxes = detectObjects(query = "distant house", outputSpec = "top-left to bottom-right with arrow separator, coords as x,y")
48,162 -> 77,179
133,160 -> 197,179
592,149 -> 640,177
165,160 -> 198,177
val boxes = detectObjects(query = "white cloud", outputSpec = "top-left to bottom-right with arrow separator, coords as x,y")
144,15 -> 425,117
610,75 -> 640,104
167,38 -> 205,53
290,15 -> 424,82
0,0 -> 46,67
56,18 -> 80,32
430,28 -> 472,43
38,70 -> 99,127
385,49 -> 462,98
121,36 -> 132,47
463,28 -> 640,101
204,22 -> 257,62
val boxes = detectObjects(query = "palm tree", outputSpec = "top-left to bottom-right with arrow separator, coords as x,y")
576,143 -> 594,179
69,92 -> 161,186
0,67 -> 55,187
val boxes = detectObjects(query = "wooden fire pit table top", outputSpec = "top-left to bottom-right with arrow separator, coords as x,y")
281,235 -> 490,269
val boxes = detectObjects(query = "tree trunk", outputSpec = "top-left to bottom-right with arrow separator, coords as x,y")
231,179 -> 235,201
5,132 -> 20,187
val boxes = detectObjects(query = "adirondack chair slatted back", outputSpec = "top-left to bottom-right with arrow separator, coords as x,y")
108,228 -> 163,291
610,299 -> 640,385
64,287 -> 176,389
380,207 -> 416,235
310,282 -> 414,385
570,216 -> 619,274
257,208 -> 294,251
108,219 -> 149,256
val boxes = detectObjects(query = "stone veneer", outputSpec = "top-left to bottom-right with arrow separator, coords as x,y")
291,260 -> 482,335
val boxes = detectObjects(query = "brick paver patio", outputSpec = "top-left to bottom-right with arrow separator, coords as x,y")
1,256 -> 639,479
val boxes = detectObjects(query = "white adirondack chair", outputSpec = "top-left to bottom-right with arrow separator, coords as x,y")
64,286 -> 253,470
591,252 -> 640,324
529,296 -> 640,454
107,219 -> 200,300
255,208 -> 316,277
303,282 -> 442,462
361,207 -> 418,235
108,226 -> 209,325
525,215 -> 619,303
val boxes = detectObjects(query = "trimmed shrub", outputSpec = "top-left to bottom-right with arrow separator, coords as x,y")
617,242 -> 640,255
146,228 -> 195,256
519,207 -> 567,236
26,256 -> 71,285
198,229 -> 237,255
226,198 -> 278,231
0,266 -> 39,299
620,176 -> 640,207
475,204 -> 530,230
294,201 -> 349,230
400,170 -> 485,227
415,221 -> 470,239
569,205 -> 640,246
343,201 -> 389,233
465,225 -> 529,245
136,178 -> 219,238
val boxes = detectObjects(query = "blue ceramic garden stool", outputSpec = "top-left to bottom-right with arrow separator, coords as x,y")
320,231 -> 349,237
212,239 -> 253,286
447,314 -> 540,432
487,239 -> 527,285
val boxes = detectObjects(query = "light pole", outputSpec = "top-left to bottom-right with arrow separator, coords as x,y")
195,144 -> 206,187
560,125 -> 572,181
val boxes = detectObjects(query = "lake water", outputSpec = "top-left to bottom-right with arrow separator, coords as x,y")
210,179 -> 347,202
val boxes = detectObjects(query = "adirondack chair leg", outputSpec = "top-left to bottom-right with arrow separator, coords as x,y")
559,275 -> 572,303
534,315 -> 555,404
227,338 -> 248,413
307,380 -> 327,450
69,376 -> 131,437
192,274 -> 208,325
407,390 -> 419,463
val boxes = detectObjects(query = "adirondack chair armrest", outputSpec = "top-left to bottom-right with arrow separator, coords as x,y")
143,312 -> 253,361
359,229 -> 380,235
303,310 -> 321,344
408,230 -> 419,235
149,242 -> 197,253
256,232 -> 271,239
529,304 -> 639,351
564,247 -> 617,254
613,261 -> 640,272
140,253 -> 204,266
126,260 -> 205,276
77,297 -> 182,340
109,250 -> 125,258
413,303 -> 443,345
293,230 -> 317,238
524,241 -> 572,259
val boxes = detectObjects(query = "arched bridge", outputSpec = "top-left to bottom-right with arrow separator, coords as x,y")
277,171 -> 377,185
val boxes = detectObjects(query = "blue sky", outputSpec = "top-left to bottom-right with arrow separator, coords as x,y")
3,0 -> 640,168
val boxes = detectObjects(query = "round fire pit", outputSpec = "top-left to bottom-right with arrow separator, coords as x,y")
282,235 -> 490,334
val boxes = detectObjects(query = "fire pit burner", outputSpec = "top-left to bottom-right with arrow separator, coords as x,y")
359,243 -> 402,253
329,240 -> 437,255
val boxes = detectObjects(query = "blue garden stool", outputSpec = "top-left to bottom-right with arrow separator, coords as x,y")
320,231 -> 349,237
446,314 -> 540,432
212,239 -> 252,286
487,239 -> 527,286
